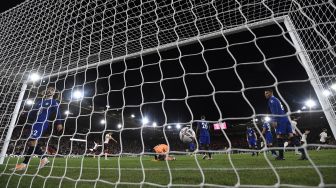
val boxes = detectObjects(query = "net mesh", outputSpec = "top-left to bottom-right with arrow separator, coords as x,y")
0,0 -> 335,187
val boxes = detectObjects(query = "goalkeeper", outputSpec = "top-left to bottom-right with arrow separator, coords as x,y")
13,85 -> 63,171
153,144 -> 175,161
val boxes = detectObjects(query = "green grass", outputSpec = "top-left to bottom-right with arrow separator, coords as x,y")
1,150 -> 336,188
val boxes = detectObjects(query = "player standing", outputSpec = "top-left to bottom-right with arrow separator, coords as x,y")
104,132 -> 117,160
289,117 -> 301,155
298,129 -> 310,160
196,115 -> 212,160
246,126 -> 258,156
265,89 -> 296,160
261,121 -> 277,157
13,86 -> 63,171
317,128 -> 329,151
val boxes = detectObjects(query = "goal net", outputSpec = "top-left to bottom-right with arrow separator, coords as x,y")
0,0 -> 335,187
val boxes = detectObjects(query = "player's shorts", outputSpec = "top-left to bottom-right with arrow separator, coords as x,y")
275,120 -> 292,135
103,143 -> 109,151
199,135 -> 210,145
265,133 -> 273,145
189,143 -> 196,152
30,123 -> 48,139
248,139 -> 256,147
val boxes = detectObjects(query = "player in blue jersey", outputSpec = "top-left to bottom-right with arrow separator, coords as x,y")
196,115 -> 212,159
261,121 -> 277,157
265,89 -> 296,160
246,126 -> 258,156
13,85 -> 63,171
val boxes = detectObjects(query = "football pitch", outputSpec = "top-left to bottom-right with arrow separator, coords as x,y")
1,150 -> 335,188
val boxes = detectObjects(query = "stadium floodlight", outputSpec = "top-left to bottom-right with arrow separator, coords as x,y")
322,90 -> 331,97
305,99 -> 316,108
176,123 -> 181,129
131,114 -> 135,118
26,99 -> 34,106
117,123 -> 122,129
152,122 -> 157,127
72,90 -> 83,100
302,106 -> 307,110
28,73 -> 40,82
264,116 -> 271,122
297,110 -> 302,113
167,125 -> 172,129
100,120 -> 106,125
142,117 -> 149,125
106,105 -> 110,108
331,83 -> 336,91
253,118 -> 258,122
64,110 -> 71,115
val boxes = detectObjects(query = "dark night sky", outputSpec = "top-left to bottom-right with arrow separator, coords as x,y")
0,0 -> 24,13
19,22 -> 326,136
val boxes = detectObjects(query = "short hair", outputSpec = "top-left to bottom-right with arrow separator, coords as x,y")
201,115 -> 206,119
265,88 -> 273,93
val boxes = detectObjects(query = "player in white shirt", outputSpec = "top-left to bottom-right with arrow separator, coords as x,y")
104,132 -> 117,160
317,129 -> 329,151
298,129 -> 310,160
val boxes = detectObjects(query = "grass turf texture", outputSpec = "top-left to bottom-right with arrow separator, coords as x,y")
0,150 -> 335,188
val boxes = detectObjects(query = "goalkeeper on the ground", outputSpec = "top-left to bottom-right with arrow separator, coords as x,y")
153,144 -> 175,161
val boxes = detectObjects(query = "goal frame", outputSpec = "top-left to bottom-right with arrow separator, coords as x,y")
1,15 -> 335,165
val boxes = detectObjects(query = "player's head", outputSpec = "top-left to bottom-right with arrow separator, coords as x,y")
264,89 -> 273,99
323,128 -> 327,132
304,129 -> 310,134
201,115 -> 206,120
43,84 -> 57,98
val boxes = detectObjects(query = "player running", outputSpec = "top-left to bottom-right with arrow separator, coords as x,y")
261,121 -> 277,157
196,115 -> 212,160
13,85 -> 63,171
103,132 -> 117,160
265,89 -> 298,160
246,126 -> 258,156
153,144 -> 175,161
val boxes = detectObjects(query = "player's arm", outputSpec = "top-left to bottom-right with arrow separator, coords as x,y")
111,136 -> 117,143
261,126 -> 266,135
54,101 -> 63,132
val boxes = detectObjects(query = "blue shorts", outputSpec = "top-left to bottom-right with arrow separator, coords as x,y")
276,120 -> 292,135
248,139 -> 256,147
265,133 -> 273,145
199,135 -> 210,145
189,143 -> 196,152
30,122 -> 48,139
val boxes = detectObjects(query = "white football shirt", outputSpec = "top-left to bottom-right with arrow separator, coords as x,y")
301,133 -> 308,143
104,134 -> 112,144
320,132 -> 328,143
291,120 -> 297,134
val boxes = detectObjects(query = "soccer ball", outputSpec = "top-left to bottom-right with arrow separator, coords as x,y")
179,127 -> 195,143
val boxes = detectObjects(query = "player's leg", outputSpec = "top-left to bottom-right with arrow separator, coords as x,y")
104,143 -> 108,160
275,122 -> 286,160
206,136 -> 212,159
